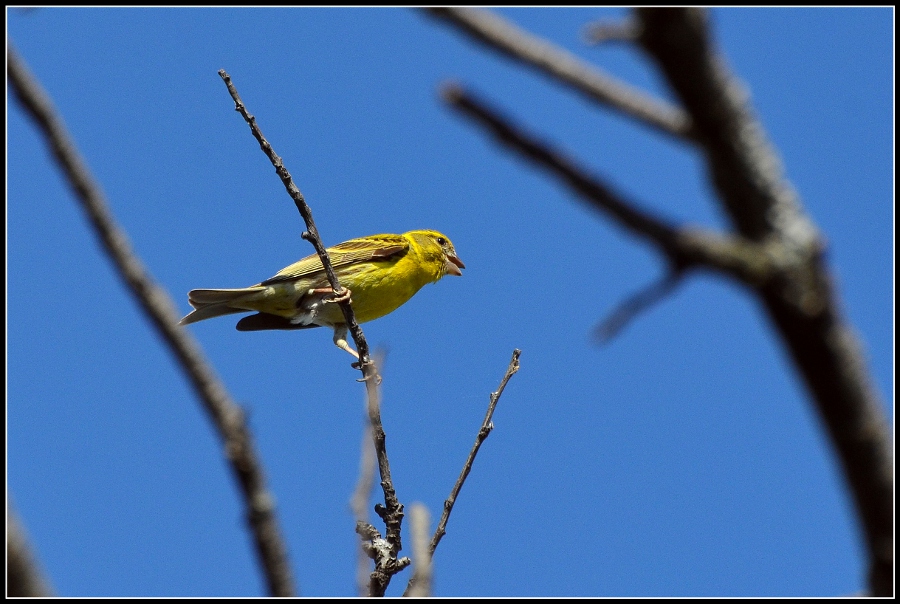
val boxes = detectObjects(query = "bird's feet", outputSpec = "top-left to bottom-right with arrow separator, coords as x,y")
353,358 -> 383,385
318,287 -> 352,305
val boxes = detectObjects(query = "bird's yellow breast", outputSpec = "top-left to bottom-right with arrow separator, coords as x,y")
326,250 -> 438,324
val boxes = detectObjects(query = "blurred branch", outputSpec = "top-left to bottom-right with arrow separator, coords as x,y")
593,269 -> 684,343
406,503 -> 434,598
7,506 -> 54,597
358,356 -> 408,596
8,45 -> 295,597
636,9 -> 893,595
423,7 -> 693,141
637,8 -> 815,245
442,82 -> 781,289
582,17 -> 641,45
217,69 -> 375,374
431,7 -> 893,596
351,417 -> 377,597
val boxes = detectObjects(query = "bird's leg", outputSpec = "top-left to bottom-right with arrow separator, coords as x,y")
332,325 -> 359,359
309,286 -> 352,304
333,325 -> 382,384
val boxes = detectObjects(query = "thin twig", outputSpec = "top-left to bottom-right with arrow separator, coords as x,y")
423,7 -> 693,141
217,71 -> 406,596
593,269 -> 685,343
636,9 -> 893,595
217,69 -> 373,370
406,503 -> 433,598
431,350 -> 520,555
8,45 -> 295,597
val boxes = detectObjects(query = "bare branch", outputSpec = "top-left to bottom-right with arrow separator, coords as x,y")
423,7 -> 693,141
7,506 -> 54,597
217,72 -> 407,595
7,45 -> 295,597
402,349 -> 522,597
636,9 -> 893,595
429,350 -> 521,556
217,69 -> 374,371
593,269 -> 684,343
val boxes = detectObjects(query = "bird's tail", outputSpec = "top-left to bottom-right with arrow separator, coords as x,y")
178,287 -> 265,326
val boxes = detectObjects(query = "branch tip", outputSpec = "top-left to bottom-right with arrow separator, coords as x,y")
594,269 -> 685,344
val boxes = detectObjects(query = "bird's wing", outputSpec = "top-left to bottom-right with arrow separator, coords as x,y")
259,234 -> 410,285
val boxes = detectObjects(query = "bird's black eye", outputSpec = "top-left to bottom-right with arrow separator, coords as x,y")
437,237 -> 446,245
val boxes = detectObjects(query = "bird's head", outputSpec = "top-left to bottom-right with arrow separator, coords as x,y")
406,229 -> 465,278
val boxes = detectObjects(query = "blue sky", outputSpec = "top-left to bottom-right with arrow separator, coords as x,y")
7,7 -> 893,597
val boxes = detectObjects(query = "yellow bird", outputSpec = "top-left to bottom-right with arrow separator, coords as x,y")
179,229 -> 465,358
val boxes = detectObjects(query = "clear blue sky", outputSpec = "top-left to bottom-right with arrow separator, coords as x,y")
7,7 -> 893,597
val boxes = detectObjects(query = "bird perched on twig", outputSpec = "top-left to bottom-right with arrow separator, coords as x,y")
179,229 -> 465,358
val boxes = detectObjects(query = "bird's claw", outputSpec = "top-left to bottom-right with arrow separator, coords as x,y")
356,372 -> 383,385
353,358 -> 382,385
324,287 -> 352,304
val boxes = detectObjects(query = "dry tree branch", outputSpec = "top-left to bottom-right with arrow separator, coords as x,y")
401,350 -> 524,597
7,505 -> 54,597
358,357 -> 409,596
218,72 -> 408,596
7,46 -> 296,597
355,520 -> 410,598
431,349 -> 521,553
635,9 -> 893,595
431,7 -> 892,596
422,7 -> 693,141
350,351 -> 407,598
441,73 -> 771,340
217,69 -> 376,377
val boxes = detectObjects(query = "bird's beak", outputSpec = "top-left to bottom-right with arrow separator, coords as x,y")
445,254 -> 465,276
